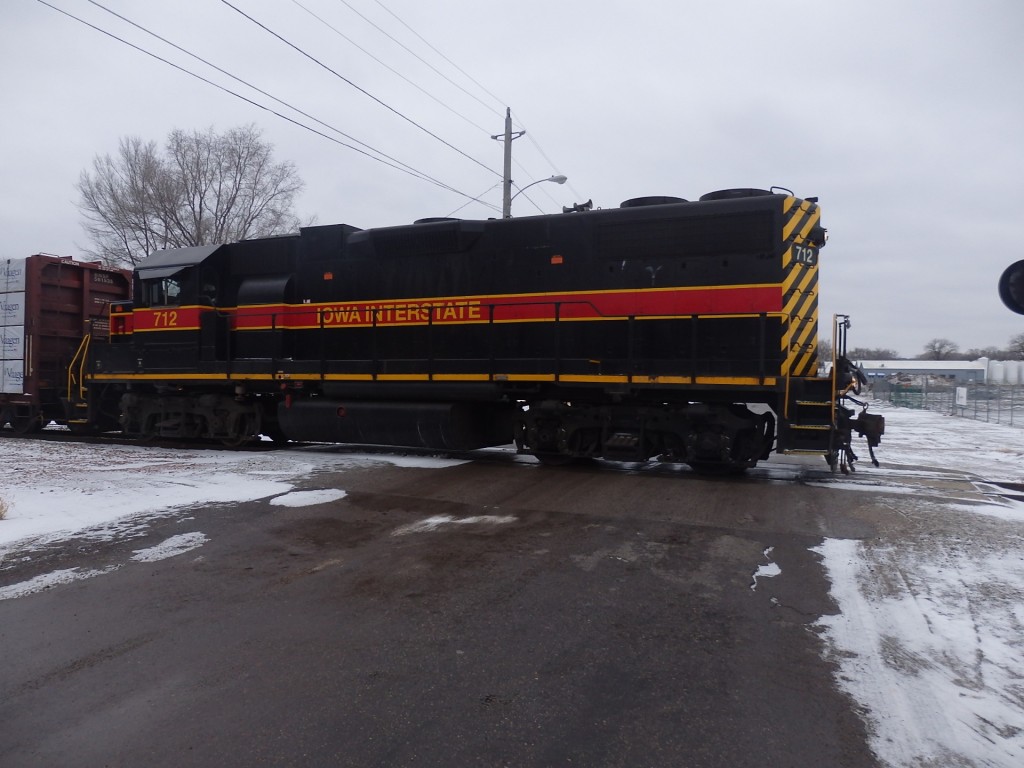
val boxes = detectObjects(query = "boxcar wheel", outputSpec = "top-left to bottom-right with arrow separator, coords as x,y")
10,409 -> 43,435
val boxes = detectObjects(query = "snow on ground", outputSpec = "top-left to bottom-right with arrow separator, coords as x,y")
269,488 -> 348,507
391,514 -> 518,536
0,436 -> 467,557
0,435 -> 470,601
816,401 -> 1024,768
2,405 -> 1024,767
0,441 -> 307,550
865,399 -> 1024,484
130,531 -> 210,562
0,565 -> 120,601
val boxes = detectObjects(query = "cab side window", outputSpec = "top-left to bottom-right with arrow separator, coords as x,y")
147,277 -> 182,306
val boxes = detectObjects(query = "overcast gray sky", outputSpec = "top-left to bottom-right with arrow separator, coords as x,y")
3,0 -> 1022,356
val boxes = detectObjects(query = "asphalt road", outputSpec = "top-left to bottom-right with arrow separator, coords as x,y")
1,453 -> 882,767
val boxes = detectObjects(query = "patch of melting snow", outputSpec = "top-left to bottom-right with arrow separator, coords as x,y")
392,514 -> 517,536
269,489 -> 348,507
809,479 -> 1024,522
751,562 -> 781,589
130,532 -> 209,562
0,565 -> 119,601
815,537 -> 1024,768
750,546 -> 780,591
293,449 -> 471,470
0,532 -> 209,601
806,480 -> 934,495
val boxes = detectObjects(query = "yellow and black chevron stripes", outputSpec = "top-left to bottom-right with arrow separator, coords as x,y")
781,197 -> 823,267
783,256 -> 819,376
780,197 -> 821,377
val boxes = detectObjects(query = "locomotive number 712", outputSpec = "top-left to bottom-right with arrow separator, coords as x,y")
792,244 -> 818,266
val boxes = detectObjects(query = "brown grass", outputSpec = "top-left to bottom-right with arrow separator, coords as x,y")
0,497 -> 8,520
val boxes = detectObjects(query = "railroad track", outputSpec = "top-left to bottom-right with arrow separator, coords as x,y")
1,422 -> 857,487
0,425 -> 287,452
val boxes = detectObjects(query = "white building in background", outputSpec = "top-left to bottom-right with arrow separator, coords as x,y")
855,359 -> 988,384
853,359 -> 1023,384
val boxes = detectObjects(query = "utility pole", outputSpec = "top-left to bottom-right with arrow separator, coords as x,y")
491,108 -> 524,218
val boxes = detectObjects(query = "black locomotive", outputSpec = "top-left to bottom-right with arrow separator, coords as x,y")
68,187 -> 883,471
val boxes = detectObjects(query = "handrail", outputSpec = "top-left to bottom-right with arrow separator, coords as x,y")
67,333 -> 92,403
832,313 -> 853,424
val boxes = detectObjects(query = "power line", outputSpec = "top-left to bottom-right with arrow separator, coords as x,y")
289,0 -> 492,135
364,3 -> 576,210
443,182 -> 502,218
334,0 -> 503,121
296,0 -> 572,215
218,0 -> 499,179
82,0 -> 451,191
373,0 -> 507,114
34,0 -> 500,210
514,110 -> 582,202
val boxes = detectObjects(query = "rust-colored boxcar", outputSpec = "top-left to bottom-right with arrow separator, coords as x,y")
1,255 -> 131,432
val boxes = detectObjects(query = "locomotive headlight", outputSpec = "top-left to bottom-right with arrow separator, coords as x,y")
999,259 -> 1024,315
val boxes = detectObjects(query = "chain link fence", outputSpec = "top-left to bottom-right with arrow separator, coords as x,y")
872,379 -> 1023,428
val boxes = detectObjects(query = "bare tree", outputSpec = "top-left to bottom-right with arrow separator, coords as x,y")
963,346 -> 1005,360
77,125 -> 304,267
817,337 -> 833,361
1008,332 -> 1024,360
920,338 -> 960,360
77,137 -> 172,265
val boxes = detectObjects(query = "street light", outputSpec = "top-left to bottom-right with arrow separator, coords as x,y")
507,175 -> 568,217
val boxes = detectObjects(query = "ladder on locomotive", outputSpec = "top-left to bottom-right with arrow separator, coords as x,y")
779,314 -> 852,462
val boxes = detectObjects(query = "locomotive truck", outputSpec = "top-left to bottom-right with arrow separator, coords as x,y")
53,187 -> 882,472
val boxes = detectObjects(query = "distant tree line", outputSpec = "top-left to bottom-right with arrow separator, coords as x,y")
821,332 -> 1024,362
915,334 -> 1024,361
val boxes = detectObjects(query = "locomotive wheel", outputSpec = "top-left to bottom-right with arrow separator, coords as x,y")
221,433 -> 253,449
220,411 -> 258,448
134,419 -> 158,443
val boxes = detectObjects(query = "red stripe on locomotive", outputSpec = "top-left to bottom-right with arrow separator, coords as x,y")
218,285 -> 782,331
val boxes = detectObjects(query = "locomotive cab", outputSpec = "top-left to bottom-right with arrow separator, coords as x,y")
133,244 -> 226,309
139,267 -> 219,307
113,246 -> 230,371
